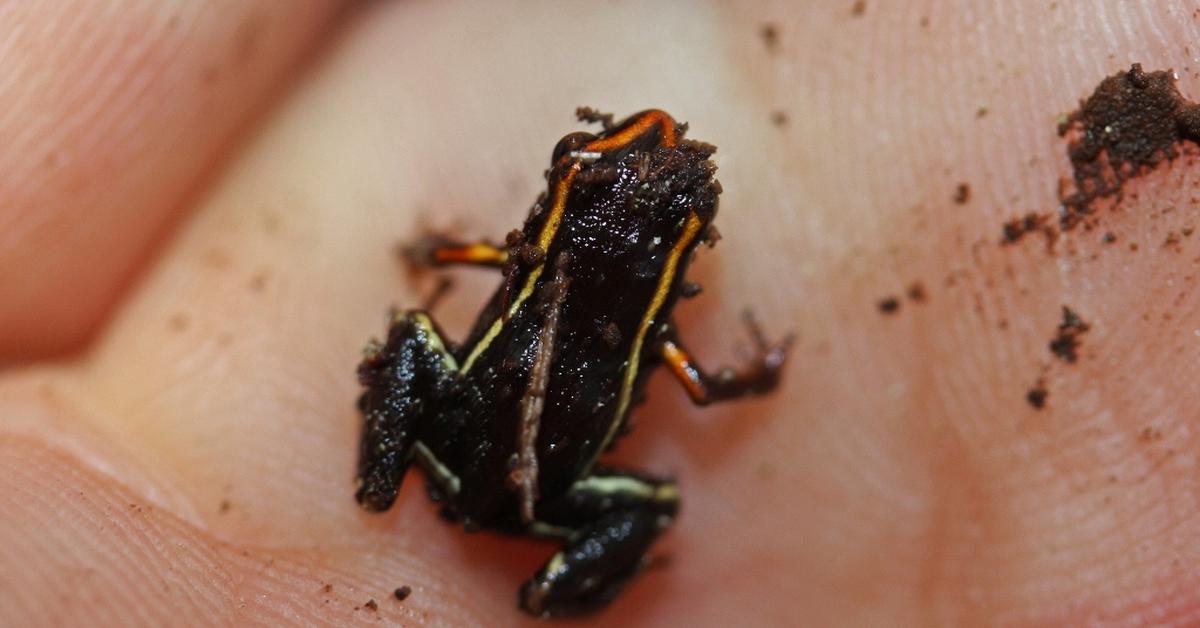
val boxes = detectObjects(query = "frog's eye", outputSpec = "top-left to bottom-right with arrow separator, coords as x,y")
551,132 -> 598,164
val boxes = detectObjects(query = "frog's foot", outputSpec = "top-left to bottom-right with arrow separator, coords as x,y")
657,312 -> 793,406
518,468 -> 679,617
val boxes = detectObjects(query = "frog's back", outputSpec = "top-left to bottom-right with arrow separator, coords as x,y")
427,113 -> 720,526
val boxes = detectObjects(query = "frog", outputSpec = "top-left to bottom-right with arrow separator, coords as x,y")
354,108 -> 791,617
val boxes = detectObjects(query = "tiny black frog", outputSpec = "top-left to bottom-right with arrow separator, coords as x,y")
355,108 -> 791,617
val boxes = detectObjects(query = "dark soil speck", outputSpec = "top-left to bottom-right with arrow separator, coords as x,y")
760,23 -> 779,53
1027,381 -> 1048,409
953,183 -> 971,204
906,281 -> 928,303
1049,306 -> 1090,363
1001,212 -> 1056,249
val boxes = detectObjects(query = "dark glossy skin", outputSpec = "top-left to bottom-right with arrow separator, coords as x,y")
355,109 -> 790,617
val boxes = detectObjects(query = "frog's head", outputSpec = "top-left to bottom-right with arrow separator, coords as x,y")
544,110 -> 720,291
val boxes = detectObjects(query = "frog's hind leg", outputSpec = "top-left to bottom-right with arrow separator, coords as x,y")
519,467 -> 680,617
355,311 -> 458,512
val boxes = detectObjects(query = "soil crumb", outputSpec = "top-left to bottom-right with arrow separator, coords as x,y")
1049,306 -> 1090,363
878,296 -> 900,314
1058,64 -> 1200,228
760,23 -> 779,53
394,586 -> 412,601
953,183 -> 971,204
1001,212 -> 1056,249
1164,231 -> 1182,249
1027,380 -> 1048,409
906,281 -> 927,303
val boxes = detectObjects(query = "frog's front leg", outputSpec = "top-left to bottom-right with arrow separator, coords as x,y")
355,311 -> 458,512
519,467 -> 680,617
657,312 -> 793,406
402,233 -> 510,270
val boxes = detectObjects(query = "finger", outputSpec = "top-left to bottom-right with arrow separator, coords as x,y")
0,0 -> 351,359
0,434 -> 498,626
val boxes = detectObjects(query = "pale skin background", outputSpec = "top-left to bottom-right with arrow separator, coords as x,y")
3,1 -> 1200,625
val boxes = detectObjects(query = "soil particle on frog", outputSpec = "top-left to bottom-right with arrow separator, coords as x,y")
1048,306 -> 1090,363
600,321 -> 622,348
1058,64 -> 1200,228
877,296 -> 900,314
394,586 -> 412,601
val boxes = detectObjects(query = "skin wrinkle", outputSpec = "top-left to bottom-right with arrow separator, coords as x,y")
5,0 -> 1200,625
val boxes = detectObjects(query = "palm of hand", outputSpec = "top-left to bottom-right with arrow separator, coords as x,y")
3,2 -> 1198,626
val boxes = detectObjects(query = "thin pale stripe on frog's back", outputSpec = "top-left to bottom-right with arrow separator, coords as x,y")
584,211 -> 704,475
458,111 -> 679,375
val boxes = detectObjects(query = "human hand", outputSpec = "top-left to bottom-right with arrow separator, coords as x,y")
3,2 -> 1196,625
